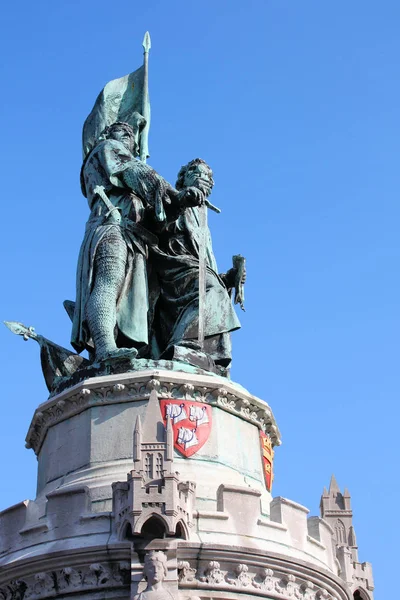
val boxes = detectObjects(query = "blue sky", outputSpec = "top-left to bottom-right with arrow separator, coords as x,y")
1,1 -> 399,596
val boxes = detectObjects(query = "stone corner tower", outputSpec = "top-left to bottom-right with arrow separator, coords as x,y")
320,475 -> 374,600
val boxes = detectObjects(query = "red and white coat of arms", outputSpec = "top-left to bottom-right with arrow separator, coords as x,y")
159,399 -> 212,458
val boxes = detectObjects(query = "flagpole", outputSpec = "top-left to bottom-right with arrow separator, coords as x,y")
198,202 -> 207,349
140,31 -> 151,163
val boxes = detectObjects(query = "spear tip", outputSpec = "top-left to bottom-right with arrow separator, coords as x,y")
142,31 -> 151,53
4,320 -> 36,339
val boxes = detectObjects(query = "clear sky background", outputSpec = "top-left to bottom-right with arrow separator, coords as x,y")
1,1 -> 399,596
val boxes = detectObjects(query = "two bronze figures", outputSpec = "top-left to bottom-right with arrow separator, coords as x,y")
6,33 -> 246,386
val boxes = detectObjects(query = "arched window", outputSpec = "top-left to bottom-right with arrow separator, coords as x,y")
353,588 -> 370,600
334,519 -> 346,544
145,453 -> 153,479
156,453 -> 163,478
141,516 -> 167,540
175,521 -> 186,539
122,522 -> 134,541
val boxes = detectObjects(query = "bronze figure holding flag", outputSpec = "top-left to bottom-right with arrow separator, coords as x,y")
6,32 -> 246,389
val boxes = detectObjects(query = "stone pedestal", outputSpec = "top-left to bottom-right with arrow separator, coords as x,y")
0,369 -> 353,600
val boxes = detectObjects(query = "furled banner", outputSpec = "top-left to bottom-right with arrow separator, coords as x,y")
82,66 -> 150,159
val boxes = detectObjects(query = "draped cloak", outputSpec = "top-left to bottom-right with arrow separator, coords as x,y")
71,139 -> 150,353
150,206 -> 241,364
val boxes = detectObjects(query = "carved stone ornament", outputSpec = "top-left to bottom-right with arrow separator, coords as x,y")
178,559 -> 338,600
26,371 -> 281,455
0,562 -> 130,600
316,590 -> 333,600
275,573 -> 300,597
226,563 -> 253,587
178,561 -> 197,584
200,561 -> 225,585
252,567 -> 275,591
301,581 -> 316,600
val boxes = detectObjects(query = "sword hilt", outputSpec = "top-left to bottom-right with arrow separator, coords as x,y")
93,185 -> 121,220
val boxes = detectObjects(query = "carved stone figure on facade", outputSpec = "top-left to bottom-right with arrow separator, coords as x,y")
150,158 -> 245,373
134,551 -> 173,600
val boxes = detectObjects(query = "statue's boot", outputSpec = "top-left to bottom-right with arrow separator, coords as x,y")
95,347 -> 138,363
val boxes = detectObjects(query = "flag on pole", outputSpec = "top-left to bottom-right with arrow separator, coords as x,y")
82,65 -> 150,159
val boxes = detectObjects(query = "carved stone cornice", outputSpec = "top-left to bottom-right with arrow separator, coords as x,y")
26,370 -> 281,455
0,544 -> 131,600
0,543 -> 351,600
177,543 -> 351,600
0,562 -> 129,600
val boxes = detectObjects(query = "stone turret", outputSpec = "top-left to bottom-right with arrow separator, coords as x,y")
112,389 -> 196,541
320,476 -> 374,599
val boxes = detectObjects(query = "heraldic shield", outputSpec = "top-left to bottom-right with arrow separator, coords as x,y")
159,399 -> 212,458
260,431 -> 274,492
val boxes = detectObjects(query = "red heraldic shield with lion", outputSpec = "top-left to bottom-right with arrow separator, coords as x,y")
159,399 -> 212,458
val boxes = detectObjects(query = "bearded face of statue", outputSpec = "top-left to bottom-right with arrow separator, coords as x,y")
110,127 -> 135,153
183,161 -> 213,197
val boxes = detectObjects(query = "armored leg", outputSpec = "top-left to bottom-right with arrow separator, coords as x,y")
85,227 -> 128,361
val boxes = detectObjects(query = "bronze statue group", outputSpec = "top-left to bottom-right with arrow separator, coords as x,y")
69,119 -> 243,375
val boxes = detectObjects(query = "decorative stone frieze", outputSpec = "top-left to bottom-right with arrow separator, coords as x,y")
175,551 -> 344,600
26,370 -> 281,455
0,561 -> 130,600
